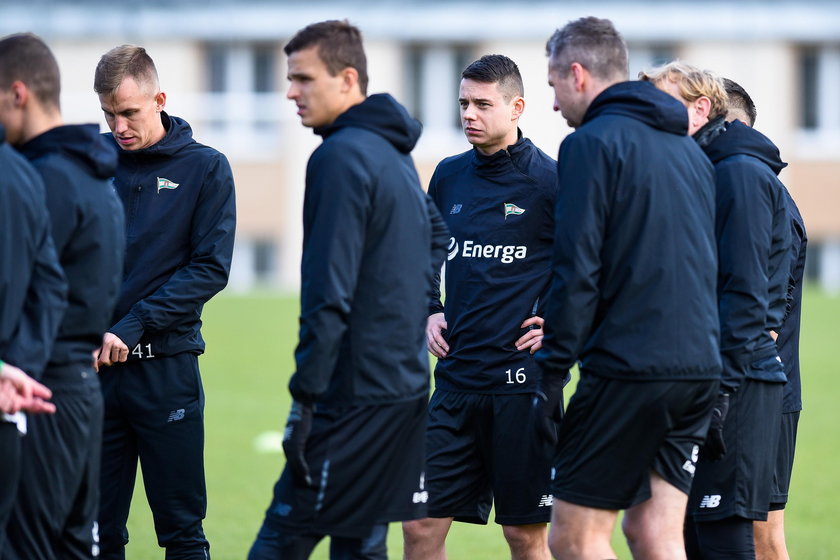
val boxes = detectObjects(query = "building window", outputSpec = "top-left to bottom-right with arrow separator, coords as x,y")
798,45 -> 840,132
404,43 -> 476,132
800,48 -> 820,130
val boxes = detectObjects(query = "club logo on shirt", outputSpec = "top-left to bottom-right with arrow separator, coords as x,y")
450,204 -> 462,214
503,203 -> 525,219
157,177 -> 180,193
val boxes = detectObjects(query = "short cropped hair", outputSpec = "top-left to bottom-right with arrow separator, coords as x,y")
546,17 -> 628,81
723,78 -> 757,126
639,61 -> 728,120
462,54 -> 524,101
284,20 -> 369,96
94,45 -> 159,96
0,33 -> 61,109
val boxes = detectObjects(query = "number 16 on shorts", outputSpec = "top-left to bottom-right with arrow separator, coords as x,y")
506,367 -> 526,384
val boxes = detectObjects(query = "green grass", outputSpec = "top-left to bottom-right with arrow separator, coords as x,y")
121,285 -> 840,558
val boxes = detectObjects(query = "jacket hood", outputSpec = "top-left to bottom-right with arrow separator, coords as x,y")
106,112 -> 195,158
703,119 -> 787,175
583,81 -> 689,136
21,124 -> 118,178
315,93 -> 422,153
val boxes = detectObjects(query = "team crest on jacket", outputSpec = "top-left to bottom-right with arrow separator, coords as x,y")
156,177 -> 180,193
503,203 -> 525,219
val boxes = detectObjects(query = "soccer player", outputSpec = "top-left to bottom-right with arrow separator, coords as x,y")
641,62 -> 791,560
0,33 -> 125,560
402,54 -> 558,560
536,18 -> 721,560
93,45 -> 236,559
723,78 -> 807,560
0,128 -> 65,548
248,20 -> 448,560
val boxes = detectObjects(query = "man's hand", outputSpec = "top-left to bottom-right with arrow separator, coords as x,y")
701,392 -> 730,461
94,332 -> 129,372
0,361 -> 56,415
426,313 -> 449,358
531,372 -> 565,446
516,316 -> 545,354
282,401 -> 314,487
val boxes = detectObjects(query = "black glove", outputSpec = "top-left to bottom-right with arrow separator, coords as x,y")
531,373 -> 566,446
282,401 -> 314,487
701,392 -> 730,461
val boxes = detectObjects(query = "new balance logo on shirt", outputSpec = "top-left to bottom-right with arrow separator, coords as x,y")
699,495 -> 722,508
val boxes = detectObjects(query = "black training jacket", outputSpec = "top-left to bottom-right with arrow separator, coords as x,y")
0,129 -> 67,379
289,93 -> 449,406
536,81 -> 721,381
18,125 -> 125,376
777,188 -> 806,412
428,135 -> 558,393
107,113 -> 235,359
701,120 -> 791,390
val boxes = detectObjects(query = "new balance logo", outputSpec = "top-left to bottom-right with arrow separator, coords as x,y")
538,494 -> 553,507
413,491 -> 429,504
450,204 -> 462,214
167,408 -> 185,422
699,495 -> 722,508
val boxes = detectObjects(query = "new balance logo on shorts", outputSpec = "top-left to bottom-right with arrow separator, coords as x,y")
167,408 -> 185,422
699,495 -> 722,508
538,494 -> 553,507
682,444 -> 700,475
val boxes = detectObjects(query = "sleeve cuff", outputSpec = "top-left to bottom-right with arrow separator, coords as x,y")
110,313 -> 145,350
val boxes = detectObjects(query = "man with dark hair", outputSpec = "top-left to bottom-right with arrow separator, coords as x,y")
648,62 -> 791,560
724,79 -> 806,560
402,53 -> 558,560
0,127 -> 65,552
248,20 -> 448,560
536,17 -> 721,559
0,32 -> 124,560
93,44 -> 236,560
723,78 -> 757,127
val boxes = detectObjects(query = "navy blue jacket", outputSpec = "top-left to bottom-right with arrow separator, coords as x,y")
289,93 -> 449,406
18,124 -> 125,377
107,113 -> 235,359
701,120 -> 791,390
536,81 -> 721,381
0,128 -> 67,379
428,135 -> 558,393
777,188 -> 806,412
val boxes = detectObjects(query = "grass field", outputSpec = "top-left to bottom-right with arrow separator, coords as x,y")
121,285 -> 840,559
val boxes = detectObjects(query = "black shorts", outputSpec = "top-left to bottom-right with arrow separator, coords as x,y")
424,390 -> 555,525
551,375 -> 718,510
259,396 -> 428,539
688,373 -> 784,522
769,410 -> 800,510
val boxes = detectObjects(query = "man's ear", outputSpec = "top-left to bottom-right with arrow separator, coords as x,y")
694,96 -> 712,122
570,62 -> 587,92
154,90 -> 167,112
10,81 -> 29,108
340,67 -> 360,93
511,96 -> 525,120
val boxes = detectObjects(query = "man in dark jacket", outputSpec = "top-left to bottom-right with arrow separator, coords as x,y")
0,33 -> 125,560
643,62 -> 791,560
0,126 -> 64,551
725,79 -> 806,560
248,20 -> 448,560
93,44 -> 236,560
536,18 -> 720,559
402,54 -> 557,560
